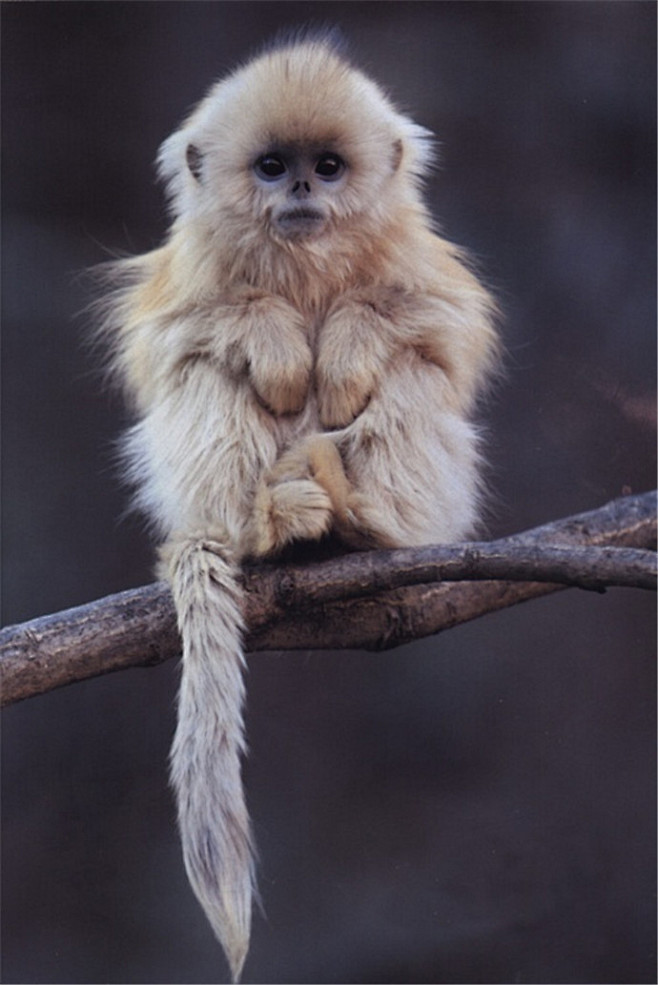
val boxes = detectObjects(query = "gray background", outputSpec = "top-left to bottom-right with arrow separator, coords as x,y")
2,3 -> 655,983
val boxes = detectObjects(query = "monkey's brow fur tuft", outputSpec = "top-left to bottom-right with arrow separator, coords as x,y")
98,33 -> 499,982
258,22 -> 349,60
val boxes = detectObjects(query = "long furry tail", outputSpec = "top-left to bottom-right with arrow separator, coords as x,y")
163,534 -> 254,983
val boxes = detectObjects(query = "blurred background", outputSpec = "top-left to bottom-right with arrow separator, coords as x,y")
2,3 -> 655,983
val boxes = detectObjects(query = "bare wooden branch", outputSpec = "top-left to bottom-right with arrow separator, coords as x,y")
251,543 -> 656,614
1,490 -> 655,707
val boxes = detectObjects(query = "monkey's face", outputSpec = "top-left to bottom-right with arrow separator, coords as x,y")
252,144 -> 347,241
158,43 -> 433,250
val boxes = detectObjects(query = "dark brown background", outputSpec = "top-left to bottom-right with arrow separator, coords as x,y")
2,3 -> 656,983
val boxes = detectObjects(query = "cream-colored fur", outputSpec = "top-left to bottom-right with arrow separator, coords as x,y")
100,35 -> 498,981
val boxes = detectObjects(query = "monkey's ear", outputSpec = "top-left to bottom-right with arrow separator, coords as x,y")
186,143 -> 204,181
391,139 -> 404,173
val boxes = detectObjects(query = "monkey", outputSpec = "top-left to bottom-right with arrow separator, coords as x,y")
99,32 -> 498,982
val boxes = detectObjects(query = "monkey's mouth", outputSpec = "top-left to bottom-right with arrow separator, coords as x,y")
275,207 -> 326,239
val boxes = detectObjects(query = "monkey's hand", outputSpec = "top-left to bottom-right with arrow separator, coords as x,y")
226,295 -> 312,416
316,296 -> 398,429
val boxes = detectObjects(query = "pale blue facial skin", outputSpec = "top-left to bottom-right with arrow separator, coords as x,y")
252,146 -> 348,239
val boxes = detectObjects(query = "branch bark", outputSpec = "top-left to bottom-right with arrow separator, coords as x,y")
1,490 -> 655,707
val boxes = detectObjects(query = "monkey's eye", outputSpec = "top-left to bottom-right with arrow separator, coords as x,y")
314,154 -> 345,181
255,155 -> 287,180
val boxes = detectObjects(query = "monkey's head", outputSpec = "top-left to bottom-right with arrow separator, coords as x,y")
157,36 -> 434,251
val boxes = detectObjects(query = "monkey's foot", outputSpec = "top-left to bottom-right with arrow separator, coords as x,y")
303,435 -> 351,513
249,478 -> 332,556
331,490 -> 400,550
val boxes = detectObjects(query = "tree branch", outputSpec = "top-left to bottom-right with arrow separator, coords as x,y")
1,490 -> 655,707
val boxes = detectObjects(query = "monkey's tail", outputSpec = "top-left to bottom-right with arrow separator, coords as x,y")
164,534 -> 254,983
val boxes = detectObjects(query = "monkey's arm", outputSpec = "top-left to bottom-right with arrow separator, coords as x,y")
115,270 -> 312,419
316,290 -> 403,429
221,291 -> 313,416
313,242 -> 498,548
322,348 -> 486,549
316,254 -> 497,429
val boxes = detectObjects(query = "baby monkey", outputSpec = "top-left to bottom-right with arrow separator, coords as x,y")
101,33 -> 498,981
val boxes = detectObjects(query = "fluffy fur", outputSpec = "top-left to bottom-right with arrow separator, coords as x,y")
101,35 -> 498,981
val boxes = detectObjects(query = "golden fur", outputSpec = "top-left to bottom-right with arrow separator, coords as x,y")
101,35 -> 498,981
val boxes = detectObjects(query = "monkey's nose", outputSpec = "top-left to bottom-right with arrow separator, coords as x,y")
291,179 -> 311,197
